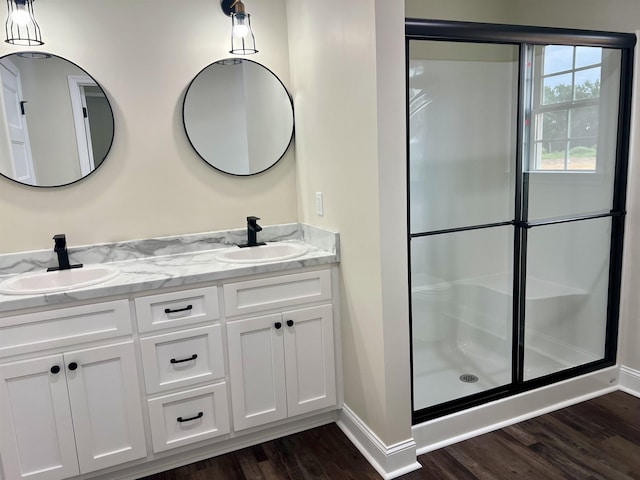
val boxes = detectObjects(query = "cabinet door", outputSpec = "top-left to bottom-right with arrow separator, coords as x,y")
283,304 -> 336,417
227,314 -> 287,431
65,341 -> 147,474
0,355 -> 79,480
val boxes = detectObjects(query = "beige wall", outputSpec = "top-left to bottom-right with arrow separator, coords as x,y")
286,0 -> 412,446
0,0 -> 296,254
512,0 -> 640,31
405,0 -> 516,23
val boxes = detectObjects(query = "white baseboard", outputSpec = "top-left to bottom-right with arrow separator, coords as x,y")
620,365 -> 640,397
413,366 -> 618,454
337,404 -> 421,479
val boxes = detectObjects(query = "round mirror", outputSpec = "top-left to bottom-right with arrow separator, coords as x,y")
183,58 -> 294,176
0,52 -> 114,187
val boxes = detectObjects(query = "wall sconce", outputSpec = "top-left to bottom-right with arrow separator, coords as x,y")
220,0 -> 257,55
5,0 -> 43,46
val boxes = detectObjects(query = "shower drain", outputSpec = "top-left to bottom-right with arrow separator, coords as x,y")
459,374 -> 479,383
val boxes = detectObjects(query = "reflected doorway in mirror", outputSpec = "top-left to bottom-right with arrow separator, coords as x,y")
0,52 -> 114,187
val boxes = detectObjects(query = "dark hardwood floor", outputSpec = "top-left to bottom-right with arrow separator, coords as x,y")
140,391 -> 640,480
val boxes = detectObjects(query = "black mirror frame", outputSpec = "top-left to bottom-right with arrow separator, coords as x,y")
0,51 -> 115,188
182,58 -> 295,177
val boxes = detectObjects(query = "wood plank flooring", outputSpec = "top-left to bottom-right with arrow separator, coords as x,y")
140,391 -> 640,480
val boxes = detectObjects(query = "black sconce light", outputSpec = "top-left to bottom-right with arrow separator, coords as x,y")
220,0 -> 257,55
5,0 -> 43,46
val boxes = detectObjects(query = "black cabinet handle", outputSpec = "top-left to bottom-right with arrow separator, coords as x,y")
274,322 -> 282,329
286,320 -> 294,327
68,362 -> 78,371
170,354 -> 198,364
50,365 -> 61,374
164,305 -> 193,314
177,411 -> 203,423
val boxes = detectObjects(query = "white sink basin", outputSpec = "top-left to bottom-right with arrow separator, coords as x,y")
214,242 -> 308,264
0,264 -> 120,295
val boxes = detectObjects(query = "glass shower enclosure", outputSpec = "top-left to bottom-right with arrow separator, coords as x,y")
407,21 -> 635,422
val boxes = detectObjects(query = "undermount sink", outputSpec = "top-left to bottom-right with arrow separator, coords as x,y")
0,264 -> 120,295
214,242 -> 308,264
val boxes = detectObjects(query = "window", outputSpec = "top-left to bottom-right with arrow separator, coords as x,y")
531,45 -> 610,172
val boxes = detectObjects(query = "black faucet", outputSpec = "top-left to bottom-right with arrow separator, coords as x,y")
47,234 -> 83,272
239,216 -> 266,248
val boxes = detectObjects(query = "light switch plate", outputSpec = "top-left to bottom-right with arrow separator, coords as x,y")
315,192 -> 324,216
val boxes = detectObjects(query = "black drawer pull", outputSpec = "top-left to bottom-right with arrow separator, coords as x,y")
170,354 -> 198,364
50,365 -> 61,374
286,320 -> 294,327
274,322 -> 282,329
177,411 -> 203,423
68,362 -> 78,371
164,305 -> 193,314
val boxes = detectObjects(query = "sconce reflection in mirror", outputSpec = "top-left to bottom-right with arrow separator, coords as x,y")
0,52 -> 114,187
220,0 -> 257,55
5,0 -> 43,46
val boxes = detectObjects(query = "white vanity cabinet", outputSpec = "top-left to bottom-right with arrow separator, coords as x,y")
0,302 -> 146,480
0,262 -> 340,480
224,270 -> 337,431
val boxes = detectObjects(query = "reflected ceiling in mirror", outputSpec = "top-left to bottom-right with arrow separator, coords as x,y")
0,52 -> 114,187
183,58 -> 294,176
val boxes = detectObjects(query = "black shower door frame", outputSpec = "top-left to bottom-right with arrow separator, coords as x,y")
406,19 -> 636,424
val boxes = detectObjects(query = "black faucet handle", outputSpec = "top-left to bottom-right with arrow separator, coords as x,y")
53,234 -> 66,249
247,216 -> 262,232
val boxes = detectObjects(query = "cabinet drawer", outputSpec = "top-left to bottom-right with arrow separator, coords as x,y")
134,286 -> 219,333
140,325 -> 225,394
147,383 -> 230,453
0,300 -> 131,358
223,270 -> 331,317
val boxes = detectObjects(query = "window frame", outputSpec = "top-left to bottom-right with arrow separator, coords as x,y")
531,45 -> 602,172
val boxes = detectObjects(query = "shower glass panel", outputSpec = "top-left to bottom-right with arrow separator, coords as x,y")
409,41 -> 518,233
523,217 -> 612,381
409,40 -> 518,411
527,46 -> 622,221
411,227 -> 513,410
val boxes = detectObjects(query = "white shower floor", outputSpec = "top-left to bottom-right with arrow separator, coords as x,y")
413,339 -> 567,410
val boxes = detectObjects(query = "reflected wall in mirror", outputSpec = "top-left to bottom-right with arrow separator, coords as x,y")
0,52 -> 114,187
183,58 -> 294,176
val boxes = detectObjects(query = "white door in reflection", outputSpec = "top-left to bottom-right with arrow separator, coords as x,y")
68,75 -> 99,177
0,58 -> 35,185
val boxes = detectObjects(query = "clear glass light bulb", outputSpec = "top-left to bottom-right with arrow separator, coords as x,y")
11,6 -> 30,26
232,15 -> 249,38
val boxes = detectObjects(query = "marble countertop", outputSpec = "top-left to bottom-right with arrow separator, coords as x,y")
0,223 -> 339,314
